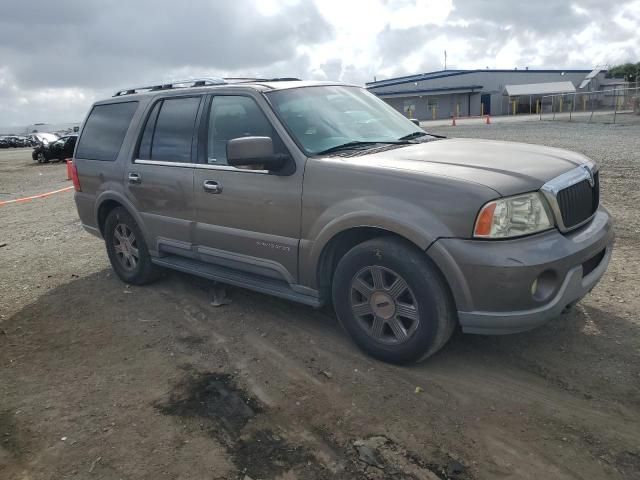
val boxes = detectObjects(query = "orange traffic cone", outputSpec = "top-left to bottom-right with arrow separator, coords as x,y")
66,159 -> 73,180
452,116 -> 457,126
485,115 -> 491,125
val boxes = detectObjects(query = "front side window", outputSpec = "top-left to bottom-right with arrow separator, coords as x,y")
265,86 -> 423,154
75,101 -> 138,161
139,97 -> 201,163
207,95 -> 285,165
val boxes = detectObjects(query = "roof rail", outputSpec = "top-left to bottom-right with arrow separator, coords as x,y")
113,77 -> 226,97
223,77 -> 301,83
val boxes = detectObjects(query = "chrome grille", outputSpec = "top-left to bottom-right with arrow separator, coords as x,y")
541,163 -> 599,233
556,171 -> 599,229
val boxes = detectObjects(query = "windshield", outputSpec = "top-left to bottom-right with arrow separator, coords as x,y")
265,85 -> 425,155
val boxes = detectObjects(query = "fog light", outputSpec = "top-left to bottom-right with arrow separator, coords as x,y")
531,270 -> 558,302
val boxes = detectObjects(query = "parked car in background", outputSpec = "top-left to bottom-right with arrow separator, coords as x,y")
0,137 -> 9,148
5,136 -> 22,147
17,136 -> 34,147
24,135 -> 38,147
32,134 -> 77,163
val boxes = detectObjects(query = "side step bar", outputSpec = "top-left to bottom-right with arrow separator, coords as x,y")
151,255 -> 322,308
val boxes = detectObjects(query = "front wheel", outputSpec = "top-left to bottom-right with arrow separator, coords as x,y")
104,207 -> 160,285
332,237 -> 456,364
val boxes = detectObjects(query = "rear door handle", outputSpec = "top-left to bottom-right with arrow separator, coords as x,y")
128,172 -> 142,184
203,180 -> 223,194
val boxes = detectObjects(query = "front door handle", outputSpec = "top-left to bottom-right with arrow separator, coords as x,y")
128,172 -> 142,184
203,180 -> 223,194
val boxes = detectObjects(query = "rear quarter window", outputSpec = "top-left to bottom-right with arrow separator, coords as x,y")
75,101 -> 138,161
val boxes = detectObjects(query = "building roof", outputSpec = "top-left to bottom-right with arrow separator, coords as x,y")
366,69 -> 593,90
579,68 -> 603,89
503,81 -> 576,96
373,85 -> 484,98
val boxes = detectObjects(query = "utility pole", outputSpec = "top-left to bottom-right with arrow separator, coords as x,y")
444,50 -> 447,70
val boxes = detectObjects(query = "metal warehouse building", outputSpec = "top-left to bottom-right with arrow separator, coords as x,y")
366,69 -> 612,120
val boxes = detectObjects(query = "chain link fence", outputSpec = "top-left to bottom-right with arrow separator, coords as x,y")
539,85 -> 640,124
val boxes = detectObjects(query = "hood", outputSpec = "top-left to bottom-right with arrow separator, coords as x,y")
337,138 -> 592,196
34,133 -> 58,145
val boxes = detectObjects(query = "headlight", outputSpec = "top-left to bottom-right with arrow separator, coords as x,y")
474,192 -> 553,238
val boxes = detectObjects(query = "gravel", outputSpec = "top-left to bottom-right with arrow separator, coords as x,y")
1,123 -> 639,480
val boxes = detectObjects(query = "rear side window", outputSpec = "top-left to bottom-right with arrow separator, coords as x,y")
138,97 -> 200,163
75,102 -> 138,161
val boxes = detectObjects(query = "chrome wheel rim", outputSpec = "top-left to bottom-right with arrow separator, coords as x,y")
349,265 -> 419,345
37,152 -> 45,162
113,223 -> 139,271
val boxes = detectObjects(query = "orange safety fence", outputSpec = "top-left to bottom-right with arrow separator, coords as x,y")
0,186 -> 74,207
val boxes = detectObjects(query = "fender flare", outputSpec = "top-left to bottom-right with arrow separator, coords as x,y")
94,191 -> 155,253
300,205 -> 453,288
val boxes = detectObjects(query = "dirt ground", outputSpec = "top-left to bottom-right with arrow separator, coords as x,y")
1,121 -> 639,480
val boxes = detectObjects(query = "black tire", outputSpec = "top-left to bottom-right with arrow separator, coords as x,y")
104,207 -> 160,285
332,237 -> 456,364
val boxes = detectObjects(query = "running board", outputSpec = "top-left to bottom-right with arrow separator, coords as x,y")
151,255 -> 322,308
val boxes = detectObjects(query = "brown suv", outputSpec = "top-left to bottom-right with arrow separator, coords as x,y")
71,78 -> 614,363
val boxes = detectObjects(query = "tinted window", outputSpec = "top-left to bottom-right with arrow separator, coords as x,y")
149,97 -> 200,162
75,102 -> 138,161
207,96 -> 285,165
138,101 -> 161,160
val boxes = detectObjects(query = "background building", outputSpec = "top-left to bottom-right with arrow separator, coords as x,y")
367,68 -> 619,120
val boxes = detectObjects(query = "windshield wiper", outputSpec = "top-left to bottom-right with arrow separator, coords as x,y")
398,131 -> 429,141
316,140 -> 412,155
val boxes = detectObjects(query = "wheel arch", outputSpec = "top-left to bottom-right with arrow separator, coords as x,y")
97,199 -> 123,236
314,226 -> 445,303
94,192 -> 154,253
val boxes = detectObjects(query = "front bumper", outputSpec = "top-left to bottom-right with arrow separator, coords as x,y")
428,206 -> 614,334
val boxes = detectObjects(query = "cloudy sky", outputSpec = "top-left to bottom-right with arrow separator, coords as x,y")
1,0 -> 639,126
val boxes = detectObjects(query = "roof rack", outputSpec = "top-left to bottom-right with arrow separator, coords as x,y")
112,77 -> 302,96
223,77 -> 301,83
113,77 -> 226,97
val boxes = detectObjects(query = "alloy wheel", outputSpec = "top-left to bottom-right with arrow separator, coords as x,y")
349,265 -> 420,345
113,223 -> 139,271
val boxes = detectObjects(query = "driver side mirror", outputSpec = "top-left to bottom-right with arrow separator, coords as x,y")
409,119 -> 420,126
226,136 -> 292,174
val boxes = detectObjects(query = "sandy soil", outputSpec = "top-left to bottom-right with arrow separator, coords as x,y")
1,122 -> 639,480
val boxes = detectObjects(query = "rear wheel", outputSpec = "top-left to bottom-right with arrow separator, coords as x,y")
332,237 -> 456,364
104,207 -> 160,285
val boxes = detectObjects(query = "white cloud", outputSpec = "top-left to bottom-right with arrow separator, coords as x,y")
388,0 -> 453,28
0,0 -> 638,126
